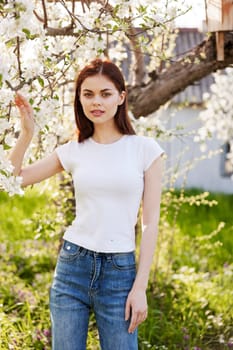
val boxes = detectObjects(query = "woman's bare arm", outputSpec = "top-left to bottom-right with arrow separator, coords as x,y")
19,152 -> 63,187
125,156 -> 163,333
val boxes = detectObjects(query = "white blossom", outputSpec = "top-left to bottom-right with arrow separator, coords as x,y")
0,119 -> 11,133
195,68 -> 233,175
0,173 -> 23,196
4,134 -> 16,147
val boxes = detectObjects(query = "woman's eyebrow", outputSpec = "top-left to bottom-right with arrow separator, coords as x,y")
82,88 -> 113,92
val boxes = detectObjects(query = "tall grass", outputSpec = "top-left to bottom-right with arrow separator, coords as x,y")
138,189 -> 233,350
0,186 -> 232,349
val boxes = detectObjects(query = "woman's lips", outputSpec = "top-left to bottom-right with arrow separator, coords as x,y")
91,110 -> 104,117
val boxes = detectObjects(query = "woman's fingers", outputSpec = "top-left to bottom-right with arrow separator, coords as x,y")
14,93 -> 35,135
125,297 -> 131,321
15,93 -> 33,116
15,93 -> 27,107
128,310 -> 147,333
15,93 -> 32,113
15,93 -> 22,106
125,289 -> 148,333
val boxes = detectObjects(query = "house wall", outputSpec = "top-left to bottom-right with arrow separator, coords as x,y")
158,106 -> 233,194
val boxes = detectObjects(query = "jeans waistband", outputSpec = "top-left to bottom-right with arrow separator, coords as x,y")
63,239 -> 134,257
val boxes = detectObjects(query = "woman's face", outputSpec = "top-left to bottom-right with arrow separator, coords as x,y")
79,74 -> 125,126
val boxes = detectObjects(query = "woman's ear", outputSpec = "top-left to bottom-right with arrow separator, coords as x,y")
118,91 -> 126,105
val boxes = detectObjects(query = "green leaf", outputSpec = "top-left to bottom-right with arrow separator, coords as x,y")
113,4 -> 120,16
37,77 -> 44,87
3,143 -> 11,151
22,28 -> 31,40
22,28 -> 37,40
112,25 -> 119,33
0,169 -> 8,177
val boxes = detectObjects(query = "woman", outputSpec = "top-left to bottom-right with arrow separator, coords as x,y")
11,58 -> 164,350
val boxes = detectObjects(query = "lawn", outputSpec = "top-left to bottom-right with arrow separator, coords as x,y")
0,186 -> 232,350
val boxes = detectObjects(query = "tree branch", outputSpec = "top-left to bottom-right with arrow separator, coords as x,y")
5,77 -> 35,91
16,37 -> 22,78
128,32 -> 233,118
126,27 -> 146,85
41,0 -> 48,28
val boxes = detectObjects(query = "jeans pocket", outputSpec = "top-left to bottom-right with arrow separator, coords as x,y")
112,252 -> 136,270
59,240 -> 81,262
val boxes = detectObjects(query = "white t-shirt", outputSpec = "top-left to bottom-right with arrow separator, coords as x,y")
56,135 -> 163,253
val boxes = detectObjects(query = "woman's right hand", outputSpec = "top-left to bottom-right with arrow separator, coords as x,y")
15,93 -> 35,138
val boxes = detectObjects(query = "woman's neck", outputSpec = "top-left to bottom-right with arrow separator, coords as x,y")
92,125 -> 123,144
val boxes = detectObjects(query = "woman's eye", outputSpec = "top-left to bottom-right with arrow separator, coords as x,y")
82,92 -> 111,98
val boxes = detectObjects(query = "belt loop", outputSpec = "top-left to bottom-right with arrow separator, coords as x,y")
79,246 -> 87,256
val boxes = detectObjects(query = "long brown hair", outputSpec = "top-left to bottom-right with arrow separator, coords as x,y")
74,58 -> 136,142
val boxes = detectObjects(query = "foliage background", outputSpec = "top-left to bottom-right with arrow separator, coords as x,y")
0,181 -> 232,350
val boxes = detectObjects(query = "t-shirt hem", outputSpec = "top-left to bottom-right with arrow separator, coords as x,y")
63,232 -> 135,253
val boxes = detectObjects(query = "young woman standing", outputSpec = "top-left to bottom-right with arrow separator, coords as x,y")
10,58 -> 164,350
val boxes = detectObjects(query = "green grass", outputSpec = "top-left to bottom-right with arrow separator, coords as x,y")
138,189 -> 233,350
0,188 -> 52,241
0,187 -> 233,349
173,190 -> 233,256
163,190 -> 233,268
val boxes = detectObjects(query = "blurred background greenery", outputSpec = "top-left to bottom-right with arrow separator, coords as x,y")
0,179 -> 232,349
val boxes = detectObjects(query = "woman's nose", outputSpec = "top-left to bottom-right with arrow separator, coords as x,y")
92,95 -> 102,105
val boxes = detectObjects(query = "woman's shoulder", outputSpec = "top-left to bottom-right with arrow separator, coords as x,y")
58,138 -> 86,149
127,135 -> 164,170
126,134 -> 160,146
127,134 -> 164,156
56,139 -> 84,157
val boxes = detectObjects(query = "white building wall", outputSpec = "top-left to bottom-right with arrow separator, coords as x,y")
158,106 -> 233,194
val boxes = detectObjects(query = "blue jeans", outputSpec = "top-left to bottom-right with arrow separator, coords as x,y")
50,240 -> 138,350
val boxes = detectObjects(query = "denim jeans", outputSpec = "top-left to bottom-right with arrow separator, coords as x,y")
50,240 -> 138,350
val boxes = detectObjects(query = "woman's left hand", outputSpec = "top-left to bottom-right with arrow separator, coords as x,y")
14,93 -> 35,137
125,288 -> 148,333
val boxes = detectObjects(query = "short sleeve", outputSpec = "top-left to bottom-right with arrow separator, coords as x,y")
55,141 -> 75,173
142,137 -> 164,171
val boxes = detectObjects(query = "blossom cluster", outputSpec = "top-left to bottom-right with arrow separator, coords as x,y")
195,68 -> 233,175
0,145 -> 23,195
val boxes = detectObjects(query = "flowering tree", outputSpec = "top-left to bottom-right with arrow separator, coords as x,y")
195,68 -> 233,174
1,0 -> 233,194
